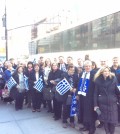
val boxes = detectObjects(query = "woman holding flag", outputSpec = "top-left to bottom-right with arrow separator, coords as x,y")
29,63 -> 44,112
12,66 -> 26,111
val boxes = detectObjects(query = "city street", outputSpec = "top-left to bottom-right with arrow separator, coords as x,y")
0,100 -> 120,134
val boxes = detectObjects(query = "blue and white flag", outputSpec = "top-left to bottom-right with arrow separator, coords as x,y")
78,72 -> 90,96
70,94 -> 77,117
7,77 -> 17,90
56,79 -> 72,95
24,75 -> 29,90
117,84 -> 120,91
33,76 -> 43,92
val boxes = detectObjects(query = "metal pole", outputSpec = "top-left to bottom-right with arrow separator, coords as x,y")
5,0 -> 8,60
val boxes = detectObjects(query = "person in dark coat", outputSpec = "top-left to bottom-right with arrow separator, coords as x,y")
24,61 -> 34,108
57,64 -> 78,128
12,66 -> 26,110
47,62 -> 63,120
29,63 -> 44,112
78,60 -> 96,134
94,66 -> 120,134
58,56 -> 67,72
110,57 -> 120,123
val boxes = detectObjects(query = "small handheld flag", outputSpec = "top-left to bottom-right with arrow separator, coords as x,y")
33,76 -> 43,92
56,79 -> 72,95
24,75 -> 29,90
7,77 -> 17,90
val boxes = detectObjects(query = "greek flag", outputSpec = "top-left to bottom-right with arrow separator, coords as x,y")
33,76 -> 43,92
7,77 -> 17,90
70,94 -> 77,116
56,79 -> 72,95
24,75 -> 29,90
78,72 -> 90,96
117,85 -> 120,91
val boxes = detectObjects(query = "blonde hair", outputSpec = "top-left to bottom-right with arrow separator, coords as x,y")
94,66 -> 115,81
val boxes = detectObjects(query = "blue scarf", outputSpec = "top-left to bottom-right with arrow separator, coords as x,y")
78,72 -> 90,96
70,93 -> 77,116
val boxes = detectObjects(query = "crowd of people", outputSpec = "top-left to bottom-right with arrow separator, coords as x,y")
0,55 -> 120,134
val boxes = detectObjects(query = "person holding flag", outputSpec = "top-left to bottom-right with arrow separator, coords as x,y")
3,62 -> 15,103
29,63 -> 44,112
55,64 -> 78,128
12,66 -> 26,111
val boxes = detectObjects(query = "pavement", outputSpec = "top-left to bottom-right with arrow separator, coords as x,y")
0,100 -> 120,134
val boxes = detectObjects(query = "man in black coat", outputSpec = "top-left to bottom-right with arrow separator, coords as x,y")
111,57 -> 120,123
78,60 -> 96,134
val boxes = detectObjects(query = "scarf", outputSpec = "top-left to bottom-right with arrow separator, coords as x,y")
70,93 -> 77,116
78,72 -> 90,96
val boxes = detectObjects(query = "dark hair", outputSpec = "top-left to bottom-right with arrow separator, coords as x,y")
27,61 -> 33,67
34,63 -> 40,68
67,64 -> 74,70
40,56 -> 44,59
67,56 -> 73,59
92,61 -> 97,69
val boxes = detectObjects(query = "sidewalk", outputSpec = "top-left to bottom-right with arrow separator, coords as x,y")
0,101 -> 120,134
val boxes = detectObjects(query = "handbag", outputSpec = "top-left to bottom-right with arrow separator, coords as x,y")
2,88 -> 10,98
43,87 -> 54,101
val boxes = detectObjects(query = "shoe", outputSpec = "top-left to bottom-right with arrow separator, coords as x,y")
70,123 -> 75,128
79,127 -> 89,131
88,130 -> 95,134
63,123 -> 68,128
32,109 -> 36,112
36,109 -> 41,112
54,117 -> 60,121
47,110 -> 51,113
97,123 -> 103,128
15,108 -> 19,111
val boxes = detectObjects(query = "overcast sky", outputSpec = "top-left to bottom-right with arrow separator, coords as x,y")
0,0 -> 120,29
0,0 -> 120,58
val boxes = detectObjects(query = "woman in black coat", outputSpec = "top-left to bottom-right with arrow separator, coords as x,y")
47,62 -> 63,120
94,66 -> 120,134
29,63 -> 44,112
12,66 -> 26,110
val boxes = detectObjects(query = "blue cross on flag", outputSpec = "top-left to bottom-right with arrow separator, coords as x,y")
33,76 -> 43,92
7,77 -> 17,90
56,78 -> 72,95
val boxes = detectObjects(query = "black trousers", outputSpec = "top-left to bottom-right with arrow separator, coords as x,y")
32,90 -> 42,110
15,92 -> 24,110
62,102 -> 74,123
104,122 -> 115,134
47,100 -> 53,111
53,97 -> 62,119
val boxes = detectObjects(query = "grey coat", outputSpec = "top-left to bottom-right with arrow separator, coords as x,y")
94,75 -> 120,124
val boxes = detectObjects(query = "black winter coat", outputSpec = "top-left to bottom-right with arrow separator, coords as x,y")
94,75 -> 120,124
78,70 -> 97,124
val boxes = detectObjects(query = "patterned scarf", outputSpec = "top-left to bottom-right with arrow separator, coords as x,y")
78,72 -> 90,96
